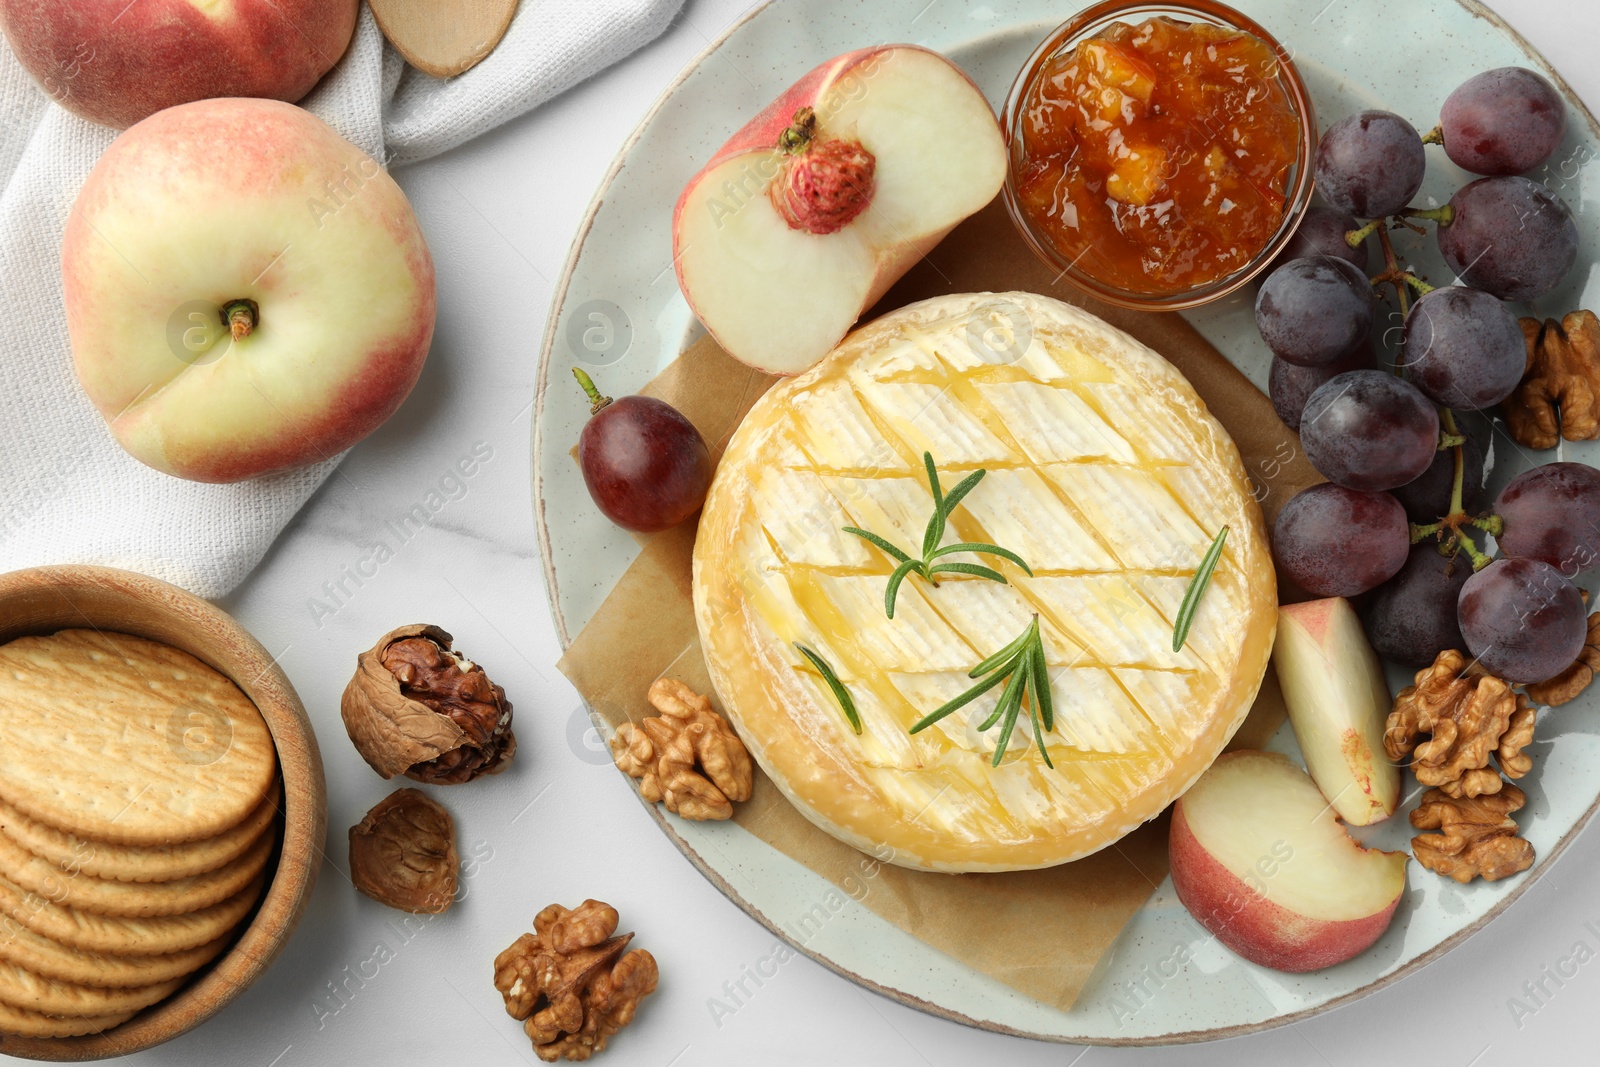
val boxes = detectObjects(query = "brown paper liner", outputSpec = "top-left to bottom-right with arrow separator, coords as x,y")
556,199 -> 1320,1013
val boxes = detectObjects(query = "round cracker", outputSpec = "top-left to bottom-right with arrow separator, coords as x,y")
0,779 -> 280,884
0,871 -> 263,955
0,998 -> 133,1038
0,958 -> 184,1017
0,827 -> 273,918
0,922 -> 229,989
0,630 -> 276,846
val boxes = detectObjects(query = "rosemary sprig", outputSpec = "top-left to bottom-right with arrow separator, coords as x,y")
844,452 -> 1034,619
795,644 -> 861,735
908,616 -> 1054,768
1172,526 -> 1229,653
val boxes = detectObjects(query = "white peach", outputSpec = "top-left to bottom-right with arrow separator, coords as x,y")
673,46 -> 1006,375
1171,750 -> 1406,973
0,0 -> 358,129
1274,598 -> 1400,825
63,98 -> 435,483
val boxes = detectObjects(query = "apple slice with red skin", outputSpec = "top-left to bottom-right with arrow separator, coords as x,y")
1274,597 -> 1399,826
673,46 -> 1006,375
1171,750 -> 1407,973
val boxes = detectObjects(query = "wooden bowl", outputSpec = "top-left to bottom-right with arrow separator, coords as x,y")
0,565 -> 327,1061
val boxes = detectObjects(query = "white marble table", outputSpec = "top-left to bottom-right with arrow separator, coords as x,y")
34,2 -> 1600,1064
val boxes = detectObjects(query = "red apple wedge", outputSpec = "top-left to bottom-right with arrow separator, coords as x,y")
1274,598 -> 1400,826
1171,751 -> 1407,973
673,46 -> 1006,375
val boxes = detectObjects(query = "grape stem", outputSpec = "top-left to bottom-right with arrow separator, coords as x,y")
1409,408 -> 1499,571
1421,124 -> 1444,146
572,367 -> 614,416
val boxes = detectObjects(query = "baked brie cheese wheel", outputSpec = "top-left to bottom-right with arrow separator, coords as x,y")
693,292 -> 1276,872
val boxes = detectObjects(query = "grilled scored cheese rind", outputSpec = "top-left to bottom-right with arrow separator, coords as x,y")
694,292 -> 1276,872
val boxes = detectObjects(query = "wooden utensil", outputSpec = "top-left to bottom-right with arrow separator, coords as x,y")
369,0 -> 520,79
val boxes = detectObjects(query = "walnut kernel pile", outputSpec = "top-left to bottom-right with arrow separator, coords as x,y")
1384,649 -> 1535,799
1509,311 -> 1600,449
1385,650 -> 1540,882
1411,785 -> 1536,883
611,678 -> 752,821
493,900 -> 658,1062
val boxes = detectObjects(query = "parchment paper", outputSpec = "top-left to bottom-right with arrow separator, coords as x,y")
556,199 -> 1321,1012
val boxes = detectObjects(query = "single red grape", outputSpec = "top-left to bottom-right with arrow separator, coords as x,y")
1273,483 -> 1410,597
1314,110 -> 1426,219
1402,285 -> 1526,410
1437,176 -> 1577,302
1458,557 -> 1587,683
1256,257 -> 1375,368
1494,462 -> 1600,577
1299,370 -> 1440,492
576,378 -> 713,534
1440,67 -> 1566,177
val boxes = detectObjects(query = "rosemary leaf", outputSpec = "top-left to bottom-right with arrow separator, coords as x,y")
922,451 -> 944,512
929,541 -> 1035,576
1027,657 -> 1055,769
839,453 -> 1030,617
794,644 -> 861,735
843,526 -> 912,564
1030,633 -> 1054,732
939,468 -> 987,516
909,668 -> 1008,733
989,664 -> 1028,766
883,558 -> 924,619
968,628 -> 1032,678
1172,526 -> 1230,653
927,562 -> 1008,583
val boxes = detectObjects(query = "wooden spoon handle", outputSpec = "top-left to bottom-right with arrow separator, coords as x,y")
369,0 -> 519,79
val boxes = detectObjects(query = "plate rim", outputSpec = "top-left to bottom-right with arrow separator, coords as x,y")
529,0 -> 1600,1045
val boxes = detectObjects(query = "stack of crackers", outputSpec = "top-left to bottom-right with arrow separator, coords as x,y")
0,630 -> 280,1039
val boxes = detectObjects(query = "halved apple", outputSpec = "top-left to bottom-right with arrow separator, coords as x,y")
1171,750 -> 1407,973
1274,598 -> 1399,825
673,46 -> 1006,375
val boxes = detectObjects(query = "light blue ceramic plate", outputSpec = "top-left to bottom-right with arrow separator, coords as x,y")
533,0 -> 1600,1043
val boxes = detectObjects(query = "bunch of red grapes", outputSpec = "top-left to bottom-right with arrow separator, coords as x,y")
1259,67 -> 1598,685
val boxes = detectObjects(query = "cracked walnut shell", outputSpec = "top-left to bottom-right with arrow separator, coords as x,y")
1527,611 -> 1599,707
1383,650 -> 1536,799
349,788 -> 459,914
494,900 -> 658,1062
1509,311 -> 1600,450
342,625 -> 516,784
1411,783 -> 1535,883
610,678 -> 752,821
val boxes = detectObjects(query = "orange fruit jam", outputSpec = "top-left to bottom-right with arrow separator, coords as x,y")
1014,17 -> 1300,296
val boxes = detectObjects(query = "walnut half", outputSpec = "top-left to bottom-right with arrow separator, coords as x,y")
349,788 -> 459,914
1508,311 -> 1600,450
610,678 -> 753,821
493,900 -> 658,1062
1383,649 -> 1535,799
1411,783 -> 1535,883
341,625 -> 516,784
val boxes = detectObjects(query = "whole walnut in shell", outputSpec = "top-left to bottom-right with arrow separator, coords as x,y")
342,625 -> 516,784
349,788 -> 459,914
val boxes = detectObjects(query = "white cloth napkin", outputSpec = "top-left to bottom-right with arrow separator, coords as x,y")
0,0 -> 683,598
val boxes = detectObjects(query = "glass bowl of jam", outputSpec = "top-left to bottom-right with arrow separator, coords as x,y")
1003,0 -> 1316,310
